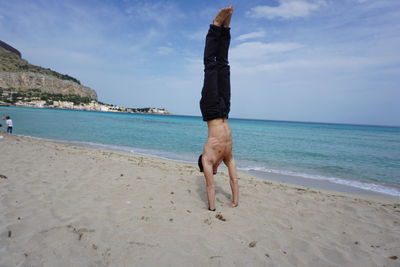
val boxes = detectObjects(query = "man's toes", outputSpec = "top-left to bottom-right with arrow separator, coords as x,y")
223,7 -> 234,28
213,8 -> 229,26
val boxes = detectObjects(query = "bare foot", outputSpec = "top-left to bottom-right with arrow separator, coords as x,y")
223,6 -> 234,28
213,8 -> 229,27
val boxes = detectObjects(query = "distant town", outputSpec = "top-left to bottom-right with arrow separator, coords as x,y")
0,88 -> 170,115
0,41 -> 170,115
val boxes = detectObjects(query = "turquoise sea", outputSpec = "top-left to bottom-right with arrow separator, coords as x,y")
1,106 -> 400,197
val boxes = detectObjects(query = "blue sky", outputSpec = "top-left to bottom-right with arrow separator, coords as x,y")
1,0 -> 399,126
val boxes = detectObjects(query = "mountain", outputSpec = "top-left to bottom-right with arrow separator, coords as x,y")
0,41 -> 97,100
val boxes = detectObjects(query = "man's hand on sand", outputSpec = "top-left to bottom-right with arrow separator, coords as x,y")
229,202 -> 238,207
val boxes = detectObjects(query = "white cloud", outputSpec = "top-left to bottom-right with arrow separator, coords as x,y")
230,41 -> 304,60
157,46 -> 173,55
247,0 -> 325,19
232,54 -> 399,75
124,2 -> 184,26
236,31 -> 266,41
186,29 -> 207,40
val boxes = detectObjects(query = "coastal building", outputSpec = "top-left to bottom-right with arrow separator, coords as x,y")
53,101 -> 74,109
15,100 -> 46,108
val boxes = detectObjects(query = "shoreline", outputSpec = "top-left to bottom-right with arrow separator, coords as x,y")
12,133 -> 400,199
248,170 -> 399,203
1,132 -> 399,206
1,106 -> 399,199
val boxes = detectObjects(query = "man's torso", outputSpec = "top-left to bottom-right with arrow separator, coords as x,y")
205,118 -> 232,164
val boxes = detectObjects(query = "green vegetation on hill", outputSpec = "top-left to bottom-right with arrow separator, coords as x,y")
0,47 -> 81,84
0,88 -> 91,105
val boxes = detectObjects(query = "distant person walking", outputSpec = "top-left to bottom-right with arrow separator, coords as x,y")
5,116 -> 13,134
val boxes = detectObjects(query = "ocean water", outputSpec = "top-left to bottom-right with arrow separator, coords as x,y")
1,106 -> 400,197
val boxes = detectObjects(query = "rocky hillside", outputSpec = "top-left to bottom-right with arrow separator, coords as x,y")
0,44 -> 97,100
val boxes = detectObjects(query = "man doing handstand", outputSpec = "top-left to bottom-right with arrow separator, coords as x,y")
198,7 -> 239,211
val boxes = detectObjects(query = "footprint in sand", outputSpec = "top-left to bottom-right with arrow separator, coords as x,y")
204,218 -> 212,225
215,214 -> 226,221
249,241 -> 257,248
139,216 -> 150,221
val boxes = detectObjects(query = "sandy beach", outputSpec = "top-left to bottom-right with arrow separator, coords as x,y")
0,134 -> 399,266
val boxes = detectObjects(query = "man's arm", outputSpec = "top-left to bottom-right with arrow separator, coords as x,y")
202,154 -> 216,210
224,156 -> 239,207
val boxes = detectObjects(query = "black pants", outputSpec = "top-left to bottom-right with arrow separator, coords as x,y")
200,25 -> 231,121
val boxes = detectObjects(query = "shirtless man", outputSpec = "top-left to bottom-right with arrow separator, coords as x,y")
198,7 -> 239,211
